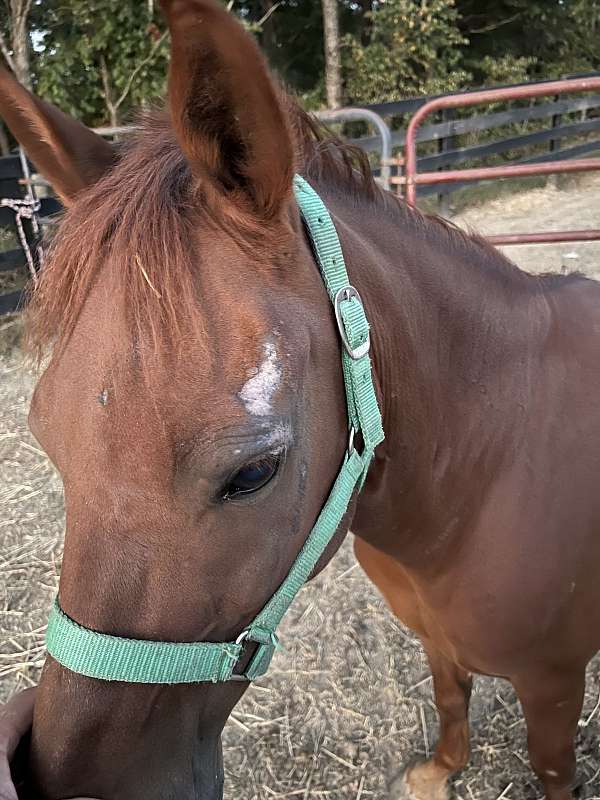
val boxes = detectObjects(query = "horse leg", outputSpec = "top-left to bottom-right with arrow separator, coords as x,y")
353,538 -> 472,800
391,642 -> 472,800
513,667 -> 586,800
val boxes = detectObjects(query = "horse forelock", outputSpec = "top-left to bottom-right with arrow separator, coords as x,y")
25,110 -> 286,366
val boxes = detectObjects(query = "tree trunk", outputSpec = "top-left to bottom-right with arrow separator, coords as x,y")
260,0 -> 277,63
359,0 -> 373,46
99,55 -> 120,128
321,0 -> 342,109
9,0 -> 32,89
0,122 -> 10,156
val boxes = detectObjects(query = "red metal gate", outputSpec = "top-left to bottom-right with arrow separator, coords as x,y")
393,77 -> 600,245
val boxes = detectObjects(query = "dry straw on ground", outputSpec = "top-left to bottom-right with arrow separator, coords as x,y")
1,177 -> 600,799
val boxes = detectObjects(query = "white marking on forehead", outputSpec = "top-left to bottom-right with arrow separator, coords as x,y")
239,340 -> 282,417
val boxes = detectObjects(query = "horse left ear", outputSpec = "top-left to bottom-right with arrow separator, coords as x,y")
161,0 -> 295,220
0,68 -> 117,205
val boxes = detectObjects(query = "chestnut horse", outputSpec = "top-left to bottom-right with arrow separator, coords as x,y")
1,1 -> 600,798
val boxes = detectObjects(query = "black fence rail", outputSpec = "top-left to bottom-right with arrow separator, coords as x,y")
0,152 -> 60,316
354,72 -> 600,201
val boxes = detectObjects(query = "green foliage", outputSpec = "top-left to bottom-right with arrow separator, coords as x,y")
29,0 -> 330,124
474,54 -> 535,86
253,0 -> 327,95
456,1 -> 568,71
2,0 -> 599,127
343,0 -> 470,104
32,0 -> 169,127
547,0 -> 600,76
455,0 -> 600,82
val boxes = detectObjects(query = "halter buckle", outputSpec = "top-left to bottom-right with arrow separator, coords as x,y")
334,286 -> 371,360
230,628 -> 279,681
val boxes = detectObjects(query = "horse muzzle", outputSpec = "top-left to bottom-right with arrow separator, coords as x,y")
26,660 -> 230,800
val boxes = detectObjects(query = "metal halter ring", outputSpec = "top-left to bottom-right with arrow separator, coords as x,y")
334,286 -> 371,360
235,629 -> 251,646
235,629 -> 279,647
231,628 -> 280,681
348,426 -> 356,456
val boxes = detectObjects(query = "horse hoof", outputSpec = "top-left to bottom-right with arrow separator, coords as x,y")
389,761 -> 450,800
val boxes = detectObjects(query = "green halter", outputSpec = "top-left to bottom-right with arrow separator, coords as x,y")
45,174 -> 385,684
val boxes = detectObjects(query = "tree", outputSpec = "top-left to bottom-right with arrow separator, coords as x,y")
2,0 -> 599,131
457,0 -> 575,82
0,0 -> 34,153
549,0 -> 600,76
343,0 -> 469,105
321,0 -> 342,108
0,0 -> 33,88
31,0 -> 323,124
33,0 -> 169,128
228,0 -> 327,107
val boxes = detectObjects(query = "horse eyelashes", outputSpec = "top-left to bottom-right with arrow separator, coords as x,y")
221,453 -> 281,500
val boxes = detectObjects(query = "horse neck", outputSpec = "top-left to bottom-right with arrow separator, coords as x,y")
330,186 -> 551,564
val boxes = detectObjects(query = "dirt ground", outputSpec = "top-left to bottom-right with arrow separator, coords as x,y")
453,173 -> 600,281
1,176 -> 599,800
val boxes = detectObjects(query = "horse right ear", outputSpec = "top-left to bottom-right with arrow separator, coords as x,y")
162,0 -> 295,221
0,68 -> 117,205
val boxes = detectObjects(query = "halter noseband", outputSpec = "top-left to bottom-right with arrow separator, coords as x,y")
45,174 -> 385,684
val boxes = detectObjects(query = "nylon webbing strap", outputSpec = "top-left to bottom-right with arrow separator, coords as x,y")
45,174 -> 384,684
47,600 -> 242,683
293,175 -> 384,454
250,448 -> 365,634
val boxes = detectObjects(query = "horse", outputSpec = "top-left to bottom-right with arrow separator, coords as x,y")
1,1 -> 599,798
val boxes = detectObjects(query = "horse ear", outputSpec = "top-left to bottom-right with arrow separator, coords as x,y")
161,0 -> 295,220
0,68 -> 117,205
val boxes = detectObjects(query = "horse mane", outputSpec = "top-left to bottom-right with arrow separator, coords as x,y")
294,105 -> 590,293
25,98 -> 553,361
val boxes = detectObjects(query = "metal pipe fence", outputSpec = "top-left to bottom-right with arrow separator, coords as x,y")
394,76 -> 600,245
315,107 -> 391,190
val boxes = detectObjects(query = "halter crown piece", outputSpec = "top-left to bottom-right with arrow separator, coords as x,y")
45,175 -> 385,684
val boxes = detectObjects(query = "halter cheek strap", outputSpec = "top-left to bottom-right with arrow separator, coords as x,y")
45,174 -> 385,684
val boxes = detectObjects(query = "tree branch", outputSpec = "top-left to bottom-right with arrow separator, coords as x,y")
0,29 -> 17,73
114,29 -> 168,111
9,0 -> 34,88
470,12 -> 522,34
256,1 -> 282,29
99,53 -> 117,127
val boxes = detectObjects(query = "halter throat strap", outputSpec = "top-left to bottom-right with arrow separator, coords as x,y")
45,174 -> 385,684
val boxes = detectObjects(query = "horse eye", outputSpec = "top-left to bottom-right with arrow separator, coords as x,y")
222,454 -> 280,500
